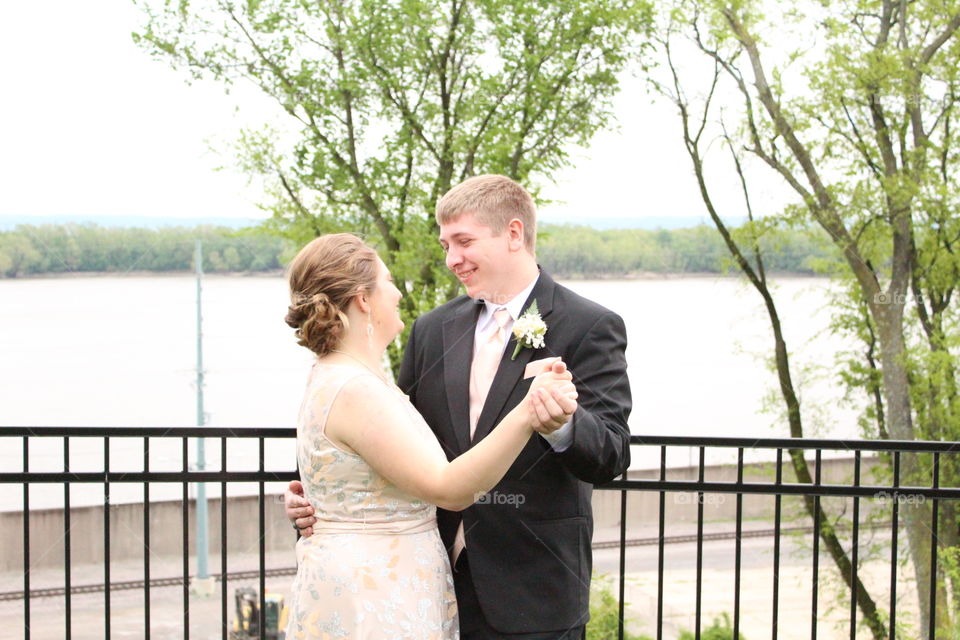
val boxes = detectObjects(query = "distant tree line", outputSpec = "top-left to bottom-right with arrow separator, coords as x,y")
0,222 -> 834,278
0,224 -> 289,277
537,223 -> 835,277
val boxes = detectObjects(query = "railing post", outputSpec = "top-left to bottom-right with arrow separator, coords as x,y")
221,436 -> 229,640
657,445 -> 666,640
182,436 -> 190,639
734,447 -> 743,640
772,448 -> 782,640
850,451 -> 861,640
811,449 -> 821,640
890,451 -> 901,640
695,446 -> 705,640
259,436 -> 267,640
23,436 -> 30,640
104,436 -> 111,639
929,452 -> 939,640
64,435 -> 72,640
618,467 -> 627,640
144,436 -> 151,640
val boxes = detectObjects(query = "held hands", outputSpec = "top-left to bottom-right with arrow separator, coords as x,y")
285,480 -> 317,538
526,358 -> 578,435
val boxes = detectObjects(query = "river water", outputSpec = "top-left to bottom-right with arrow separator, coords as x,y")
0,274 -> 860,510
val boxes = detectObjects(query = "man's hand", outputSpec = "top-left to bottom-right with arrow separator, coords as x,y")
285,480 -> 316,537
529,359 -> 578,435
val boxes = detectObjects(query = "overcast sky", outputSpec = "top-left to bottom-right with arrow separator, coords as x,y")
0,2 -> 781,224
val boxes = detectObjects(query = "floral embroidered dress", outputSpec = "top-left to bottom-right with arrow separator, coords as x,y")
285,363 -> 459,640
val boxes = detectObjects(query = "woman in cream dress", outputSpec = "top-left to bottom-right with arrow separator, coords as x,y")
282,234 -> 576,640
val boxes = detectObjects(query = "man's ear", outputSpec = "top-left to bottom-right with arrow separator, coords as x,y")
506,218 -> 525,251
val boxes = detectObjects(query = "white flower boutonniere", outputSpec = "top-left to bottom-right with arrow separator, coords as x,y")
511,299 -> 547,360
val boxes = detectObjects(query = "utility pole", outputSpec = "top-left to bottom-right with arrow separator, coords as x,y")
194,239 -> 211,586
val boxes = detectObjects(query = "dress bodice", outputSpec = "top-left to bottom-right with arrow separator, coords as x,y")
296,362 -> 439,526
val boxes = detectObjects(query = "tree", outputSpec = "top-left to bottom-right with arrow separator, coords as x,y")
133,0 -> 653,370
0,232 -> 41,277
651,14 -> 889,639
653,1 -> 960,636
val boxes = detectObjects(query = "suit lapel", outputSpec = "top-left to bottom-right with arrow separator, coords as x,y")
442,301 -> 483,454
472,272 -> 557,444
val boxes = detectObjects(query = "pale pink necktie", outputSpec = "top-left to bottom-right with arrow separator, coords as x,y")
453,307 -> 511,567
468,307 -> 511,438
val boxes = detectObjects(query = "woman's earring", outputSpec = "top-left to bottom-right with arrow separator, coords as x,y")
367,316 -> 374,349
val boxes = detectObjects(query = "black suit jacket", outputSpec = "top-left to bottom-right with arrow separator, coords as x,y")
397,269 -> 632,634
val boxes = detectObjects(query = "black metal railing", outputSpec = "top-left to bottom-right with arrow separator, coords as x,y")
2,426 -> 297,640
3,428 -> 959,640
603,435 -> 960,640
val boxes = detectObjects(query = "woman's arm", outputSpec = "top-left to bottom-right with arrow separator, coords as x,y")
327,369 -> 576,511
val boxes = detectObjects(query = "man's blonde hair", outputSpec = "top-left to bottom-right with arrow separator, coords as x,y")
435,175 -> 537,252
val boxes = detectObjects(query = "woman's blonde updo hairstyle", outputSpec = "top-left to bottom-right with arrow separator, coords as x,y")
285,233 -> 379,356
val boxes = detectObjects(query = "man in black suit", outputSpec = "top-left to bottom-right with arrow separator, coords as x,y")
287,175 -> 632,638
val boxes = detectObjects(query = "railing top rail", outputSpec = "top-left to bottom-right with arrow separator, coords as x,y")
0,426 -> 296,438
630,434 -> 960,453
3,427 -> 959,454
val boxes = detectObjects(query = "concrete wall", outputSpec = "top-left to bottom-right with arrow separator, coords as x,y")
591,455 -> 883,532
2,493 -> 296,573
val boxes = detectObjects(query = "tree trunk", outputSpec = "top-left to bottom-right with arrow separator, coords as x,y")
874,309 -> 935,637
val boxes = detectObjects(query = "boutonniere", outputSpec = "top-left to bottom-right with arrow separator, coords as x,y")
511,299 -> 547,360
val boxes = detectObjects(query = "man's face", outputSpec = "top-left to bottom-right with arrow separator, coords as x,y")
438,212 -> 513,301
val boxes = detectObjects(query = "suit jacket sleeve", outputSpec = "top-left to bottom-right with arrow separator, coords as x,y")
556,311 -> 632,484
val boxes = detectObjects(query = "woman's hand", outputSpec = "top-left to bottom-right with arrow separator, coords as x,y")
526,359 -> 578,433
285,480 -> 317,537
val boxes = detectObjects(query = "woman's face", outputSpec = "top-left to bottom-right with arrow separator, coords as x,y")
368,257 -> 404,342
